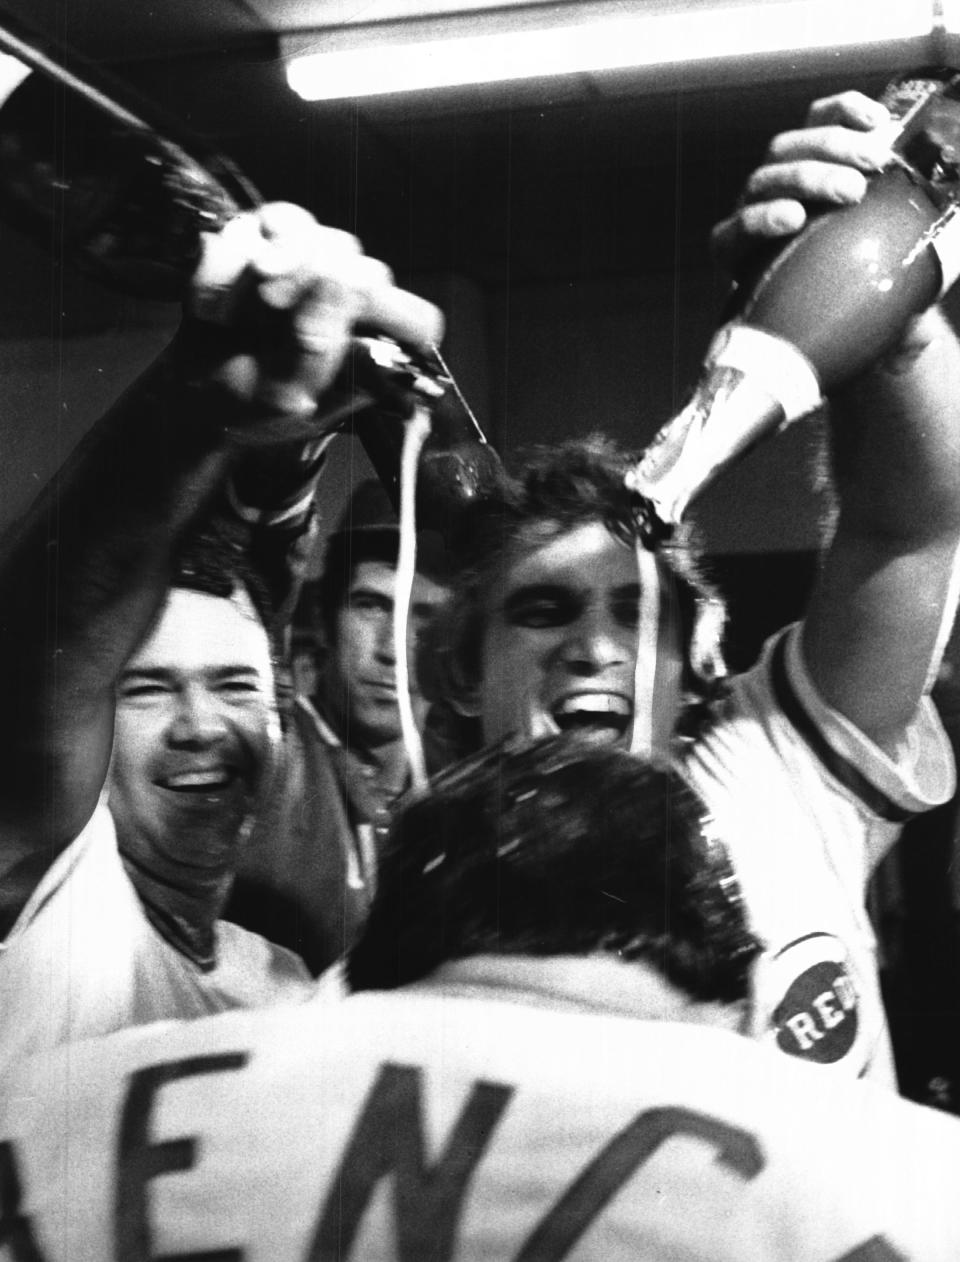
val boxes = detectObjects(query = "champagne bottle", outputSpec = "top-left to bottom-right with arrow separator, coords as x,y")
629,68 -> 960,535
345,338 -> 504,524
0,31 -> 256,298
0,18 -> 501,528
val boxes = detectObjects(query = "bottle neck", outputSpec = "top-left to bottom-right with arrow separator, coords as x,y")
630,324 -> 820,528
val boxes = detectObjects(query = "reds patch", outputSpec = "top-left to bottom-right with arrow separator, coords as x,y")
766,934 -> 861,1066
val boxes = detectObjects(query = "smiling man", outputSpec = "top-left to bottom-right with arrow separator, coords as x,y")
430,91 -> 960,1089
439,442 -> 720,755
113,587 -> 275,865
473,515 -> 697,749
0,529 -> 318,1071
0,202 -> 444,1066
108,555 -> 284,969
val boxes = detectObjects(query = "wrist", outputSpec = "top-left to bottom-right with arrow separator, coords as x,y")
227,434 -> 330,527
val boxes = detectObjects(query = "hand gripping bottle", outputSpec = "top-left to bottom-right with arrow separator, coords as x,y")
0,15 -> 502,528
628,68 -> 960,538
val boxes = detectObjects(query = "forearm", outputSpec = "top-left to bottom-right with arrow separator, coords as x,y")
0,340 -> 233,789
226,434 -> 330,635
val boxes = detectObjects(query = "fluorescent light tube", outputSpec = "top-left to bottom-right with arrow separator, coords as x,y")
286,0 -> 933,101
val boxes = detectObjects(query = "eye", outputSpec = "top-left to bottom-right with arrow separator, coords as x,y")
217,677 -> 262,697
611,594 -> 641,629
118,680 -> 168,701
350,592 -> 392,616
506,594 -> 576,629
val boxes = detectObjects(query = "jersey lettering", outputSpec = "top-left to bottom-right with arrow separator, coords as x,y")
114,1051 -> 248,1262
0,1054 -> 926,1262
0,1141 -> 47,1262
309,1062 -> 512,1262
774,956 -> 859,1063
515,1106 -> 765,1261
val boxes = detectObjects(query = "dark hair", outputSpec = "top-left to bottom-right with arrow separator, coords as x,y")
425,435 -> 727,751
316,528 -> 401,643
172,513 -> 277,644
348,733 -> 759,1004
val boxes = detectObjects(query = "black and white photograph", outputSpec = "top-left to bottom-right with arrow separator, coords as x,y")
3,1 -> 960,1257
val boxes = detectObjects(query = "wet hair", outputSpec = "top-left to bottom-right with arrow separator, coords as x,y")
425,435 -> 728,752
172,514 -> 278,647
348,733 -> 760,1004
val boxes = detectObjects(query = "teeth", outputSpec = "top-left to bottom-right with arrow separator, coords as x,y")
555,695 -> 630,717
551,694 -> 631,741
164,770 -> 230,790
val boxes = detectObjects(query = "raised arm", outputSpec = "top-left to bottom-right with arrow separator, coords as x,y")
715,91 -> 960,756
804,306 -> 960,753
0,204 -> 442,935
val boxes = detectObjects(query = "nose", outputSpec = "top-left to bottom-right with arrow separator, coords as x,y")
373,616 -> 396,665
167,684 -> 228,748
557,606 -> 633,674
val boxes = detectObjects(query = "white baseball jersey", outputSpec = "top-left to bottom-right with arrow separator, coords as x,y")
689,625 -> 955,1086
0,802 -> 312,1070
3,982 -> 960,1261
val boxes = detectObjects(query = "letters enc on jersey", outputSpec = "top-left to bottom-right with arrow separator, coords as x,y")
0,1064 -> 927,1259
1,993 -> 958,1261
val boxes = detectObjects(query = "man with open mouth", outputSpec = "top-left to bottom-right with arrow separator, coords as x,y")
426,89 -> 960,1090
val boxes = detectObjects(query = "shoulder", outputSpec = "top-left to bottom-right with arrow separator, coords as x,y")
212,919 -> 314,1007
2,802 -> 122,946
705,625 -> 955,825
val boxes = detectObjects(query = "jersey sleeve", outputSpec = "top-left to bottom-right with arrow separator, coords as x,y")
764,622 -> 954,824
223,435 -> 332,634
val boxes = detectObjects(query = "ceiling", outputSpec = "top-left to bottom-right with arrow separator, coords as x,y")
0,0 -> 945,292
0,1 -> 953,548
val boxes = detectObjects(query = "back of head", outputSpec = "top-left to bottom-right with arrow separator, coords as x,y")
348,732 -> 759,1004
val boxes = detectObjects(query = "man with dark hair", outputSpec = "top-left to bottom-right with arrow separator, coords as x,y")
433,432 -> 726,748
227,477 -> 450,974
348,733 -> 760,1012
423,91 -> 960,1089
312,478 -> 450,770
5,735 -> 960,1261
0,201 -> 444,1066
